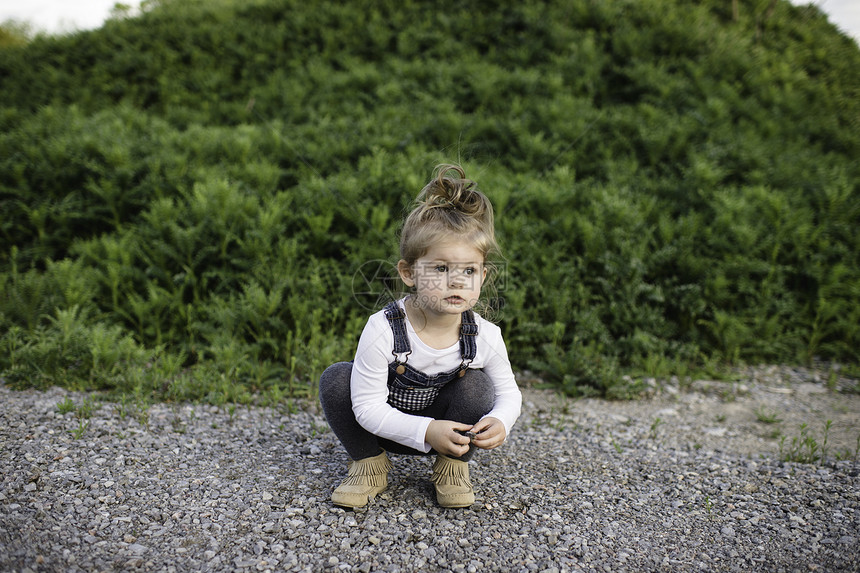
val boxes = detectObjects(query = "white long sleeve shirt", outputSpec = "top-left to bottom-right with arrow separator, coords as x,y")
350,299 -> 522,452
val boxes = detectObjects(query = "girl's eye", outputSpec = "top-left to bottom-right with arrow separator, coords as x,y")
434,265 -> 448,273
464,267 -> 476,275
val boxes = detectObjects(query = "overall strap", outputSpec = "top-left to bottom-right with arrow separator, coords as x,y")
459,310 -> 478,361
383,301 -> 411,355
385,301 -> 477,366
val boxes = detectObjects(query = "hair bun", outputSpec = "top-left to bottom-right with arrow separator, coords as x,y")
420,164 -> 485,217
400,163 -> 499,271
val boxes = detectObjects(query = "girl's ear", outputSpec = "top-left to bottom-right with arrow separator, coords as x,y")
397,260 -> 415,287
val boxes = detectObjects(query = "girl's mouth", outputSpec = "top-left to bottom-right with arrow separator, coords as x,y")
445,296 -> 465,304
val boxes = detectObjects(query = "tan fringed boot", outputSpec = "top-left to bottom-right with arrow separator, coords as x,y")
430,454 -> 475,508
331,451 -> 393,508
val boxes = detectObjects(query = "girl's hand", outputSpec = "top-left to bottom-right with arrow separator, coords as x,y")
470,417 -> 506,450
425,420 -> 472,458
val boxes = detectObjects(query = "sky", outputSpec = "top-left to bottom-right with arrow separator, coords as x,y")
0,0 -> 858,42
793,0 -> 860,42
0,0 -> 128,34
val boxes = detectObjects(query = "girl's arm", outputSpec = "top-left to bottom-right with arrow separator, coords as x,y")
349,314 -> 436,452
473,322 -> 522,442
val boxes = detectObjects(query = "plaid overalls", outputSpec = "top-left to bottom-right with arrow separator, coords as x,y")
383,301 -> 478,412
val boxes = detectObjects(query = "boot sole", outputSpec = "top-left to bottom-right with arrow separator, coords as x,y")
331,488 -> 386,509
437,496 -> 475,508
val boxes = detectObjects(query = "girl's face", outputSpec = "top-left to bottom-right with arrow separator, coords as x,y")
398,240 -> 487,317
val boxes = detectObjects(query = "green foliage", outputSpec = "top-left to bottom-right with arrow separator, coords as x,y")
0,20 -> 33,47
754,406 -> 782,424
778,420 -> 834,465
0,0 -> 858,401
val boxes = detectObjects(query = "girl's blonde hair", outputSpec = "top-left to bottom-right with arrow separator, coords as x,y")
400,164 -> 499,264
399,165 -> 502,313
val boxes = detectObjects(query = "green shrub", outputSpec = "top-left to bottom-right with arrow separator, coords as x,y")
0,0 -> 857,400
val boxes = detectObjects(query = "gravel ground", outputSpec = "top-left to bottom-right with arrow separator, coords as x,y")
1,365 -> 858,572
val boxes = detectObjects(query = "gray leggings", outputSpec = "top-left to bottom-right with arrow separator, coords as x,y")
318,362 -> 495,462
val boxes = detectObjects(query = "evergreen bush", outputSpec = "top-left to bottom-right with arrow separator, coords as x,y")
1,0 -> 857,401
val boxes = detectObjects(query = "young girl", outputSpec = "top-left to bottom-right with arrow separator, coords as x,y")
319,164 -> 522,509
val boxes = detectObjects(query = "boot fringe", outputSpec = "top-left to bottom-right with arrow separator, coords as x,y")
431,455 -> 473,488
343,452 -> 393,486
